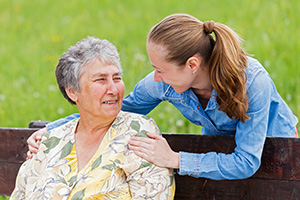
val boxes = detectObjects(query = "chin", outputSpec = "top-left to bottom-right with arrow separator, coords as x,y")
173,87 -> 187,94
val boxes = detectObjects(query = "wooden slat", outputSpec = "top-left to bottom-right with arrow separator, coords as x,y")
0,128 -> 36,196
0,163 -> 22,196
163,133 -> 300,180
1,128 -> 300,199
173,175 -> 300,200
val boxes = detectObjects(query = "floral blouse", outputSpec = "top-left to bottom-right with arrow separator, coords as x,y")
11,111 -> 175,200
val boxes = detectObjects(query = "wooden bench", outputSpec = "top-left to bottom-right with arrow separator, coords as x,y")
1,122 -> 300,199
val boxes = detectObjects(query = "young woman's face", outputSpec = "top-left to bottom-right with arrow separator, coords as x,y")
146,42 -> 210,94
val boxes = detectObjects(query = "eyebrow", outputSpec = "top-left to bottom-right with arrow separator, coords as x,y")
91,72 -> 122,78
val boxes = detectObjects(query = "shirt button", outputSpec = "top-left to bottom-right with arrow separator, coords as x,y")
197,106 -> 200,109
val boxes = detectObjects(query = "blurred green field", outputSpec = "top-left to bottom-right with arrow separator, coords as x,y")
0,0 -> 299,134
0,0 -> 299,198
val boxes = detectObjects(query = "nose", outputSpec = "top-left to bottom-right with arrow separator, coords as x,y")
154,70 -> 163,82
107,80 -> 118,95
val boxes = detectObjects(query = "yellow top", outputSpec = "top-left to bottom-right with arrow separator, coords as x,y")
11,111 -> 175,200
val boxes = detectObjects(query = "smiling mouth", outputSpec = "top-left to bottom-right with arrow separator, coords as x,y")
103,100 -> 117,104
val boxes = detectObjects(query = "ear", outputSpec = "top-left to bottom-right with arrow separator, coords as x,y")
186,56 -> 201,73
65,87 -> 78,103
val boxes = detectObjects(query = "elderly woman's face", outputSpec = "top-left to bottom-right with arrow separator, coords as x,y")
69,59 -> 124,120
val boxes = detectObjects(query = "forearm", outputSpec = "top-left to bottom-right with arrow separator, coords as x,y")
46,113 -> 80,130
122,71 -> 163,115
178,150 -> 260,180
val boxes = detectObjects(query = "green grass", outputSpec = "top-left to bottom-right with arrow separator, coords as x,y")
0,0 -> 299,198
0,0 -> 299,134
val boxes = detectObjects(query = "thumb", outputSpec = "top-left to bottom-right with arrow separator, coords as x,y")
147,132 -> 160,139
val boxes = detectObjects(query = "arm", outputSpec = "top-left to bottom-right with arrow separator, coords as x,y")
122,71 -> 163,115
27,113 -> 80,157
11,144 -> 47,199
10,163 -> 28,199
46,113 -> 80,130
178,71 -> 272,179
129,132 -> 180,169
129,71 -> 273,180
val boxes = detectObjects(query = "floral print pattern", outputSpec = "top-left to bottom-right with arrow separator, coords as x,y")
11,111 -> 175,200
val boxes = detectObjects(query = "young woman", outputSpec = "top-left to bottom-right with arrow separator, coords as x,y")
27,14 -> 298,180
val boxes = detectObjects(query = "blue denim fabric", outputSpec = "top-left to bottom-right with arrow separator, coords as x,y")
47,57 -> 298,180
46,113 -> 80,130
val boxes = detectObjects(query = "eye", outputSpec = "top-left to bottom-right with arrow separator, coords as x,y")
113,76 -> 122,81
95,78 -> 105,82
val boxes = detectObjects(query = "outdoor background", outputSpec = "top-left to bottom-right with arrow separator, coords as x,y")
0,0 -> 299,198
1,0 -> 299,134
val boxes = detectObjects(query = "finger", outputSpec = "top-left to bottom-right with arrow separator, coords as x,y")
27,128 -> 46,144
36,128 -> 47,139
129,146 -> 153,162
129,140 -> 154,151
26,151 -> 33,160
28,145 -> 39,154
27,138 -> 40,149
128,139 -> 155,151
146,132 -> 161,139
129,136 -> 153,144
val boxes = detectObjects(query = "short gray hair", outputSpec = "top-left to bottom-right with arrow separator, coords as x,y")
56,36 -> 122,104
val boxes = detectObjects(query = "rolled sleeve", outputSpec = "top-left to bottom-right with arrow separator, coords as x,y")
177,71 -> 273,180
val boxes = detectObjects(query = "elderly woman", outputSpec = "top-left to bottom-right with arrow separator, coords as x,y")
11,37 -> 175,200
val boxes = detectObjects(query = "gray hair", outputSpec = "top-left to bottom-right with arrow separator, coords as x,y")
56,36 -> 122,104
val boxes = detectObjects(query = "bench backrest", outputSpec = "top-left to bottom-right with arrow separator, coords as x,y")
1,127 -> 300,199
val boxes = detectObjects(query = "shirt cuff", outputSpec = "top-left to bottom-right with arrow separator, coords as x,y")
177,151 -> 201,177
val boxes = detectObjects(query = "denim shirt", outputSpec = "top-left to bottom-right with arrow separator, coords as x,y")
47,57 -> 298,180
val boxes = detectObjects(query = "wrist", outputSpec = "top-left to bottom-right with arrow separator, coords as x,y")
171,152 -> 180,169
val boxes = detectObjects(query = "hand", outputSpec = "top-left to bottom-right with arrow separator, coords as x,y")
26,127 -> 47,159
128,132 -> 180,169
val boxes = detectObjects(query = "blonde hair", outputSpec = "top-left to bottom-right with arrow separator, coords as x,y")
147,13 -> 250,122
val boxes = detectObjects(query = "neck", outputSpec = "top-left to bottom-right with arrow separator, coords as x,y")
76,112 -> 115,137
192,86 -> 213,99
192,88 -> 213,109
74,113 -> 114,172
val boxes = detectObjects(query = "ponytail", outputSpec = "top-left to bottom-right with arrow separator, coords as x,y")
207,22 -> 250,122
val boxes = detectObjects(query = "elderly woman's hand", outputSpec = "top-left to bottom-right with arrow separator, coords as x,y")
128,132 -> 180,169
26,127 -> 47,159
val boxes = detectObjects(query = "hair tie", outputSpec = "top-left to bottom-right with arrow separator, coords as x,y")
203,20 -> 215,34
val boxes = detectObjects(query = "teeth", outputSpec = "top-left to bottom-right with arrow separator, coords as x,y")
104,101 -> 116,104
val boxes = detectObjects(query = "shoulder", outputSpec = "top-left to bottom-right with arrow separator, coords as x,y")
44,118 -> 78,140
113,111 -> 161,136
245,57 -> 270,87
245,57 -> 276,97
244,58 -> 278,113
40,118 -> 77,156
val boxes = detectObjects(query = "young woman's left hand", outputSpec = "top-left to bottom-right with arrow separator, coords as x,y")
128,132 -> 180,169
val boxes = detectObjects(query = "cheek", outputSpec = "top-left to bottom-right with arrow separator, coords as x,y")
90,86 -> 106,99
118,86 -> 125,98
